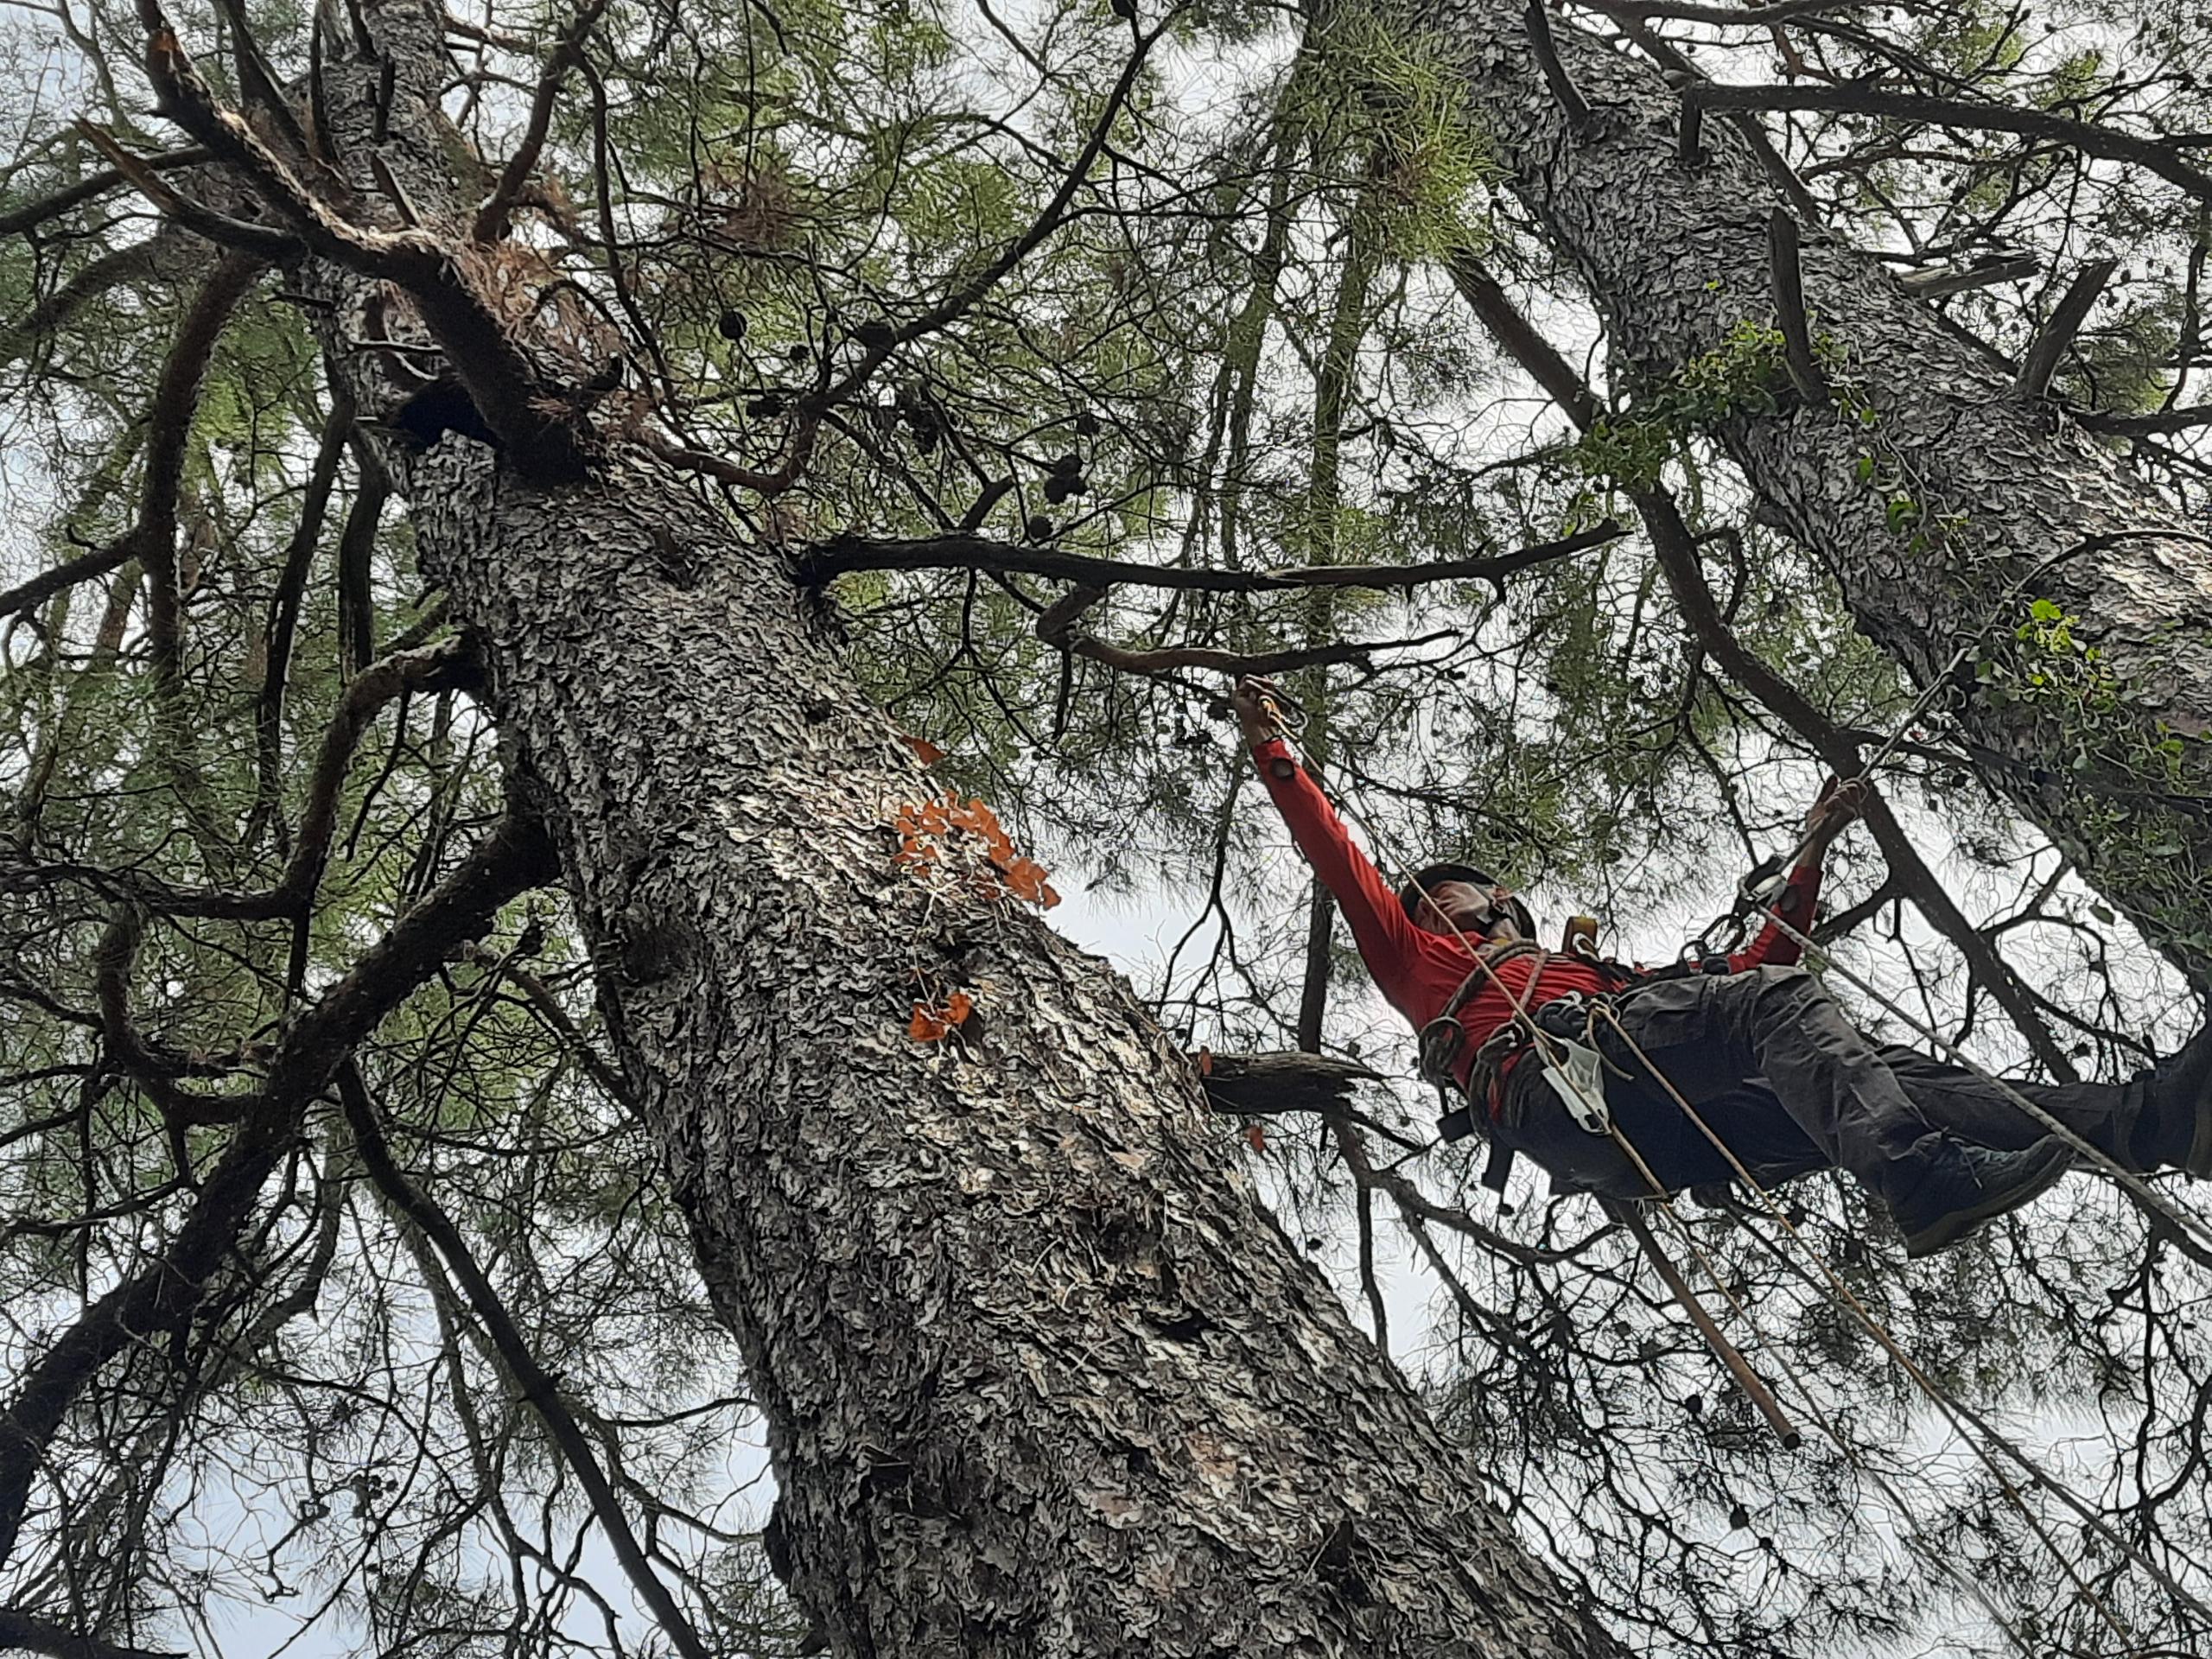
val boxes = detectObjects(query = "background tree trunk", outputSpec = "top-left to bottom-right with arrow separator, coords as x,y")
1414,0 -> 2212,978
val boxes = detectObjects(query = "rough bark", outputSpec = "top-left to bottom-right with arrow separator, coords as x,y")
404,442 -> 1619,1656
269,1 -> 1626,1652
1407,0 -> 2212,977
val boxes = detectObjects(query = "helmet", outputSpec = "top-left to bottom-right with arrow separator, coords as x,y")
1398,862 -> 1536,939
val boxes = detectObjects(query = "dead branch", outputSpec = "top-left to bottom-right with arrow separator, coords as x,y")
1897,254 -> 2039,298
797,522 -> 1624,594
1197,1051 -> 1381,1119
1685,81 -> 2212,206
2014,258 -> 2118,401
1524,0 -> 1594,130
1767,209 -> 1830,404
0,145 -> 209,236
69,123 -> 302,258
124,4 -> 583,475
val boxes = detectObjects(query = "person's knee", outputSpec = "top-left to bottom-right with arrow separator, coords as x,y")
1747,964 -> 1814,991
1742,963 -> 1826,1015
1734,963 -> 1859,1046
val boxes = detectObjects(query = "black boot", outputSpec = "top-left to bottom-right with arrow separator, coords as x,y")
1891,1137 -> 2074,1259
2127,1018 -> 2212,1177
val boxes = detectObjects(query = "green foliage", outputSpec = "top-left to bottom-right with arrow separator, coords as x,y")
1574,320 -> 1795,488
1301,7 -> 1504,260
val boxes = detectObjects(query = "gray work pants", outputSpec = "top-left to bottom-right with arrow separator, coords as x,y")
1493,966 -> 2164,1205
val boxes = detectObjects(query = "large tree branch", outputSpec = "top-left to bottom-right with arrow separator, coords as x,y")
0,1606 -> 183,1659
794,521 -> 1624,593
141,251 -> 266,696
2080,403 -> 2212,437
125,3 -> 584,476
0,146 -> 209,236
92,910 -> 257,1124
0,802 -> 555,1573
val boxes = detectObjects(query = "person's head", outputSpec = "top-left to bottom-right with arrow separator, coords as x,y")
1398,863 -> 1536,944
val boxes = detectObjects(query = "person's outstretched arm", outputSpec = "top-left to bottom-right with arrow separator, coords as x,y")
1232,678 -> 1438,1016
1732,778 -> 1864,970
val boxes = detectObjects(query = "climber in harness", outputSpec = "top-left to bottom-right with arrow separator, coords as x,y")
1231,677 -> 2212,1257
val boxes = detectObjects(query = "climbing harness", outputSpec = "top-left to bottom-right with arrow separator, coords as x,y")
1246,695 -> 2208,1645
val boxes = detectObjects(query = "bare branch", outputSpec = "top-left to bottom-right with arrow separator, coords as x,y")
1897,254 -> 2039,298
1058,630 -> 1456,680
0,145 -> 209,236
338,1065 -> 715,1659
2014,258 -> 2118,401
796,522 -> 1625,594
1767,208 -> 1830,404
472,0 -> 613,242
70,123 -> 301,257
1524,0 -> 1594,130
1686,81 -> 2212,205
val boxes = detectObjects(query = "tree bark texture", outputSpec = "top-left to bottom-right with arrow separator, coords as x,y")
400,440 -> 1618,1657
1411,0 -> 2212,976
288,3 -> 1624,1652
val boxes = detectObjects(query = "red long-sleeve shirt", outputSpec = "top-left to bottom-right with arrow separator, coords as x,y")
1251,737 -> 1819,1078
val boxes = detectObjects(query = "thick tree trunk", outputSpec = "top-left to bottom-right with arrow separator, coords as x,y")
276,2 -> 1624,1651
398,440 -> 1616,1656
1414,0 -> 2212,978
